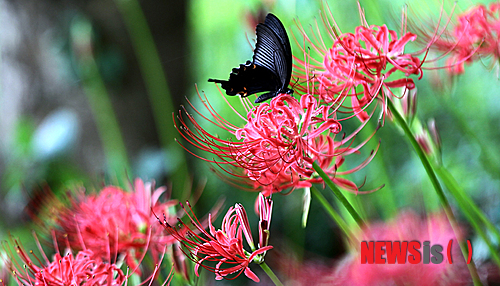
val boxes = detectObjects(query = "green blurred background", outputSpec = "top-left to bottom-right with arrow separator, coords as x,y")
0,0 -> 499,284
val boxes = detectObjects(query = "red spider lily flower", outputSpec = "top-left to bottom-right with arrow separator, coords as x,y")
234,93 -> 339,184
254,131 -> 379,196
416,3 -> 500,74
52,179 -> 178,274
177,87 -> 377,195
157,201 -> 273,282
293,4 -> 423,122
5,233 -> 126,286
3,232 -> 173,286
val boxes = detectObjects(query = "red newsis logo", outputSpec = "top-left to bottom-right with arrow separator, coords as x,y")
360,240 -> 473,264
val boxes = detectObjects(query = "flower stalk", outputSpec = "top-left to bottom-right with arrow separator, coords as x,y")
434,164 -> 500,269
312,161 -> 365,227
311,185 -> 353,239
259,261 -> 284,286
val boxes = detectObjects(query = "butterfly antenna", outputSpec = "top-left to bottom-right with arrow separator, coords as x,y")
244,31 -> 256,51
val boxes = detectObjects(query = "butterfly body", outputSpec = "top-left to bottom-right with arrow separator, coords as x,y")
208,13 -> 293,103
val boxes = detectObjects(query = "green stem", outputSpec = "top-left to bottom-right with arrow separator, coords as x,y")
387,99 -> 482,285
436,166 -> 500,243
312,161 -> 365,227
435,165 -> 500,269
388,100 -> 446,206
259,262 -> 284,286
114,0 -> 189,194
311,185 -> 353,238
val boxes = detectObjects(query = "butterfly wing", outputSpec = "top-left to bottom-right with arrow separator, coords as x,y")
262,13 -> 292,88
253,14 -> 292,95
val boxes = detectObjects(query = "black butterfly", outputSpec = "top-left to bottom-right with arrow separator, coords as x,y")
208,13 -> 293,103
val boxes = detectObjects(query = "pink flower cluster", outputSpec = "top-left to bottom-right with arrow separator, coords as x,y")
3,179 -> 177,286
52,179 -> 178,274
3,234 -> 171,286
235,94 -> 339,184
294,7 -> 423,123
425,3 -> 500,74
12,246 -> 124,285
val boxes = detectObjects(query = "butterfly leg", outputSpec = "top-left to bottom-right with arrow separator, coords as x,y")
254,92 -> 276,103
